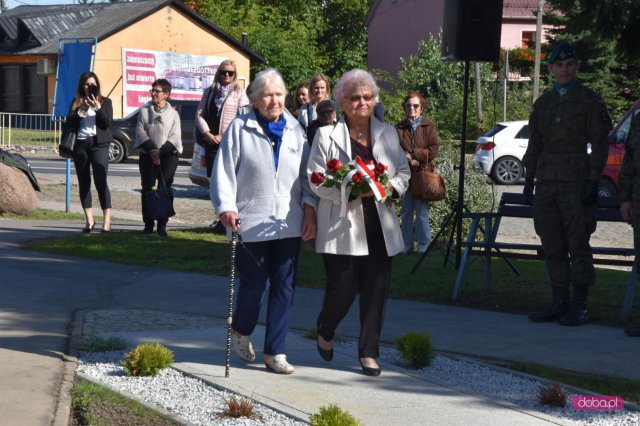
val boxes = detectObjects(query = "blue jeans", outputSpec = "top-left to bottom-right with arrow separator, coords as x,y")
232,237 -> 301,356
400,193 -> 431,248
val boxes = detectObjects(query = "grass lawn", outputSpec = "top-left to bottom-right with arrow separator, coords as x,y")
25,226 -> 640,328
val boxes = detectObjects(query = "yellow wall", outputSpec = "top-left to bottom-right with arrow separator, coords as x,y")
94,5 -> 251,117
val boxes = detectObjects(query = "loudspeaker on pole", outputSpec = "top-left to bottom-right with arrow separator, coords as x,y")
441,0 -> 504,62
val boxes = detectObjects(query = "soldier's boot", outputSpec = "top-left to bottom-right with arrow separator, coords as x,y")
141,194 -> 154,234
559,287 -> 589,326
528,287 -> 569,322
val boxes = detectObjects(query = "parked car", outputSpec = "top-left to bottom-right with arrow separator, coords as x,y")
472,120 -> 529,185
108,99 -> 198,163
599,98 -> 640,198
188,144 -> 209,187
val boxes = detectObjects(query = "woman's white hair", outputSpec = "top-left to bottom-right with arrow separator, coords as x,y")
333,69 -> 380,105
247,68 -> 287,104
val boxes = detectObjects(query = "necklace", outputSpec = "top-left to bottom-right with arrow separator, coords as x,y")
351,128 -> 368,141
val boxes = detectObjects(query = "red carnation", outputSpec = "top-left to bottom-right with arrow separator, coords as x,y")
374,163 -> 388,176
311,172 -> 326,185
326,159 -> 342,174
352,171 -> 364,184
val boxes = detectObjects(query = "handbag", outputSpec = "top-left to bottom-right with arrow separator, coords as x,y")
58,127 -> 76,158
410,160 -> 446,202
144,167 -> 176,221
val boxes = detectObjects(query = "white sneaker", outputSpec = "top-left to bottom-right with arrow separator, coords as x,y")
417,244 -> 428,253
264,354 -> 295,374
402,244 -> 415,254
233,332 -> 256,362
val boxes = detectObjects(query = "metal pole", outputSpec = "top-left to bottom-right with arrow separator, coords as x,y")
455,61 -> 471,269
474,62 -> 482,124
65,158 -> 71,213
533,0 -> 544,101
503,50 -> 508,122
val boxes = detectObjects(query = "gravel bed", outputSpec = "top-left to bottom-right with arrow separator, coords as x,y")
372,343 -> 640,426
77,350 -> 307,426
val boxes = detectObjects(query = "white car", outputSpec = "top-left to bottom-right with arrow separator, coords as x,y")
473,120 -> 529,185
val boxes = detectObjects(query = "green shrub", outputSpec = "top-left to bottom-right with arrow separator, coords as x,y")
310,404 -> 363,426
79,335 -> 129,352
122,343 -> 174,377
395,332 -> 435,369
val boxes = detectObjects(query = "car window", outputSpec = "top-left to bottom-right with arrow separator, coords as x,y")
515,125 -> 529,139
613,109 -> 640,144
482,124 -> 506,137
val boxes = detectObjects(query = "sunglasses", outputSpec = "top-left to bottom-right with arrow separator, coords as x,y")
350,94 -> 373,102
220,70 -> 236,77
405,103 -> 421,109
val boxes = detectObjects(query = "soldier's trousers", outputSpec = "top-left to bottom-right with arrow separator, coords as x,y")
533,181 -> 597,293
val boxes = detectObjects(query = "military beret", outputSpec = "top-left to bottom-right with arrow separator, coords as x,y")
548,42 -> 576,64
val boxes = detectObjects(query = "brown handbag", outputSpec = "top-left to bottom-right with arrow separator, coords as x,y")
410,160 -> 446,202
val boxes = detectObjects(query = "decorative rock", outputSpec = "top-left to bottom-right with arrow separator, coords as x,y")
0,162 -> 38,214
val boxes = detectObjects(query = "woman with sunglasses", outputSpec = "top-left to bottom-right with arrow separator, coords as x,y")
307,69 -> 409,376
396,92 -> 440,254
134,78 -> 182,236
195,60 -> 249,179
64,71 -> 114,233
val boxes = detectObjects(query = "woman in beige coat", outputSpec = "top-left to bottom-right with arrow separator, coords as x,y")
307,69 -> 410,376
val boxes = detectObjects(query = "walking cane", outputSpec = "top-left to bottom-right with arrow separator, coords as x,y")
225,219 -> 240,378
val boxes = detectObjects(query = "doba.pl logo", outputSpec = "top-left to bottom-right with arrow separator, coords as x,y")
572,396 -> 624,411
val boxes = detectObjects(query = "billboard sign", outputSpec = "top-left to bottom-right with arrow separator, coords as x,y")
122,48 -> 226,114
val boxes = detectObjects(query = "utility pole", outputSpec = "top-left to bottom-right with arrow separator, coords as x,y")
474,62 -> 482,124
532,0 -> 544,101
503,49 -> 508,122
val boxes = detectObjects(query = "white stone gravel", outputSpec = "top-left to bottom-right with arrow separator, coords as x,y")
373,343 -> 640,426
77,350 -> 307,426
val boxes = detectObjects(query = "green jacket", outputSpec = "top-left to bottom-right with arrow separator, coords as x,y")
0,150 -> 40,192
522,83 -> 612,182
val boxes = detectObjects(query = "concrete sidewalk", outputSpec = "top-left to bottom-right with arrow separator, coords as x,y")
0,214 -> 638,425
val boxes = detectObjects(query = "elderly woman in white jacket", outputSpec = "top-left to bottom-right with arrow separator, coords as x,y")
307,69 -> 410,377
210,68 -> 317,375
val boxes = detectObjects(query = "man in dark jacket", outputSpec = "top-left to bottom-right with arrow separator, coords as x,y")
306,100 -> 336,146
522,42 -> 612,326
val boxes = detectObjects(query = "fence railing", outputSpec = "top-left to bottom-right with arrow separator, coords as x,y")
0,112 -> 65,152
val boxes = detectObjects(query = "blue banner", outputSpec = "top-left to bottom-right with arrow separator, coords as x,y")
53,41 -> 94,117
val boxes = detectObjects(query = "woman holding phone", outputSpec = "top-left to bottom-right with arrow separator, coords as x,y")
64,71 -> 114,233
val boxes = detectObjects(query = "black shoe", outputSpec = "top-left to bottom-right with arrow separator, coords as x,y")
101,229 -> 111,233
528,301 -> 569,322
624,325 -> 640,336
157,228 -> 168,237
82,221 -> 95,234
359,358 -> 381,377
142,224 -> 154,234
317,338 -> 333,362
211,220 -> 226,235
559,304 -> 589,326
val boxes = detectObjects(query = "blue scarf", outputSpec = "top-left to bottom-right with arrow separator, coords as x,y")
407,115 -> 422,131
256,109 -> 287,170
554,79 -> 577,97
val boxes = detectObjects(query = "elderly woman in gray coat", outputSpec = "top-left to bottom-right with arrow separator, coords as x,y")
307,69 -> 410,376
210,68 -> 317,375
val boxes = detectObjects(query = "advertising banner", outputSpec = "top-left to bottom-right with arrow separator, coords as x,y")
122,48 -> 226,115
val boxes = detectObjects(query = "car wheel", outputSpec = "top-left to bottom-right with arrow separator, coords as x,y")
109,139 -> 126,163
491,156 -> 523,185
598,179 -> 618,198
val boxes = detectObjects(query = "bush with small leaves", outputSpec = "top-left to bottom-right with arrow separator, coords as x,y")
310,404 -> 363,426
218,395 -> 261,419
395,332 -> 434,369
121,343 -> 174,377
536,384 -> 568,408
80,335 -> 129,352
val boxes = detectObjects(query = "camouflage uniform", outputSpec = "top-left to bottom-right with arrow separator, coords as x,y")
619,112 -> 640,258
522,83 -> 612,317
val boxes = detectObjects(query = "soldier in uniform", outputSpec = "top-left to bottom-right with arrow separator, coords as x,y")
619,110 -> 640,336
522,42 -> 612,326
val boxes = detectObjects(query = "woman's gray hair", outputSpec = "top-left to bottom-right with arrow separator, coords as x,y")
333,69 -> 380,105
247,68 -> 287,104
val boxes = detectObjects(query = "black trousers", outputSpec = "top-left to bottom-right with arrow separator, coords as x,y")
72,136 -> 111,210
317,198 -> 392,358
138,152 -> 179,225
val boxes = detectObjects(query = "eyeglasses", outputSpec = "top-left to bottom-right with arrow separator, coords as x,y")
349,94 -> 373,102
220,70 -> 236,77
405,103 -> 421,109
149,89 -> 165,95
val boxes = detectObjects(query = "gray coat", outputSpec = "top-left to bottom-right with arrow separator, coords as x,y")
210,108 -> 317,242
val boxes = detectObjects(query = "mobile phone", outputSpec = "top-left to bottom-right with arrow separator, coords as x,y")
87,85 -> 99,97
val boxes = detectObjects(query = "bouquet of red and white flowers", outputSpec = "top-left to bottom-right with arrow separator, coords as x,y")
311,156 -> 392,215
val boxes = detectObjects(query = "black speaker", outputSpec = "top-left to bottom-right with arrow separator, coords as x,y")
441,0 -> 504,62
